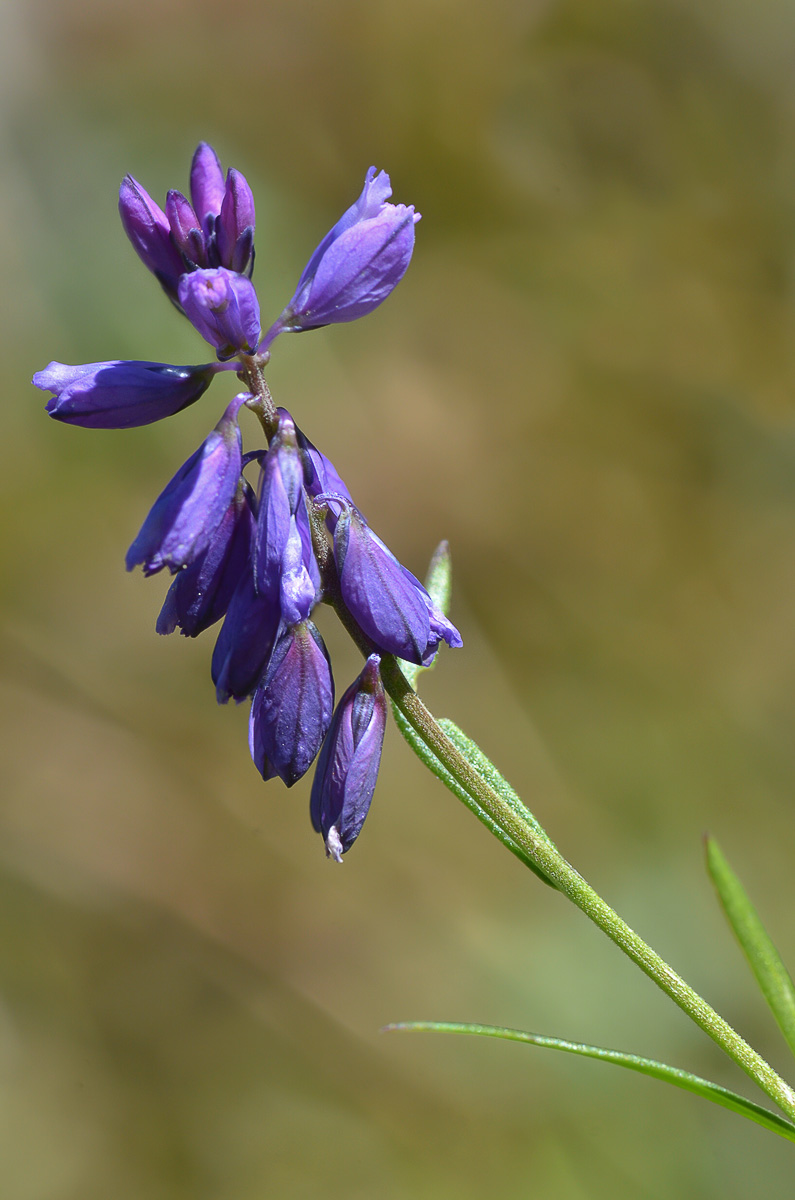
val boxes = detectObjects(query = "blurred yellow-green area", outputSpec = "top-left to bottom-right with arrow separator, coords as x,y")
3,0 -> 795,1195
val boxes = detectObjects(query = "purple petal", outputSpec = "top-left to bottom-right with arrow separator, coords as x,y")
126,393 -> 247,575
292,206 -> 417,327
334,507 -> 430,664
165,190 -> 206,267
249,621 -> 334,786
190,142 -> 226,236
282,167 -> 419,331
217,168 -> 256,274
118,175 -> 185,299
211,568 -> 281,703
310,655 -> 386,860
157,482 -> 255,637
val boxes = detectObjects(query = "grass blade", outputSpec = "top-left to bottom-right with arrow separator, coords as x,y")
706,837 -> 795,1060
384,1021 -> 795,1143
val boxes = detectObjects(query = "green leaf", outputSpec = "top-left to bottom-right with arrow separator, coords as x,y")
391,539 -> 555,887
390,704 -> 555,887
706,837 -> 795,1060
384,1021 -> 795,1143
438,719 -> 556,854
397,540 -> 453,690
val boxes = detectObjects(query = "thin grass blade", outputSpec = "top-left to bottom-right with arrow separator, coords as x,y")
706,837 -> 795,1059
384,1021 -> 795,1143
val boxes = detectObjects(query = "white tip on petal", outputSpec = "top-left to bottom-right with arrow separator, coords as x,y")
325,825 -> 344,863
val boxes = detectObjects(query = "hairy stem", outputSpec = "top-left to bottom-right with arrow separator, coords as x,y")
245,363 -> 795,1123
378,655 -> 795,1123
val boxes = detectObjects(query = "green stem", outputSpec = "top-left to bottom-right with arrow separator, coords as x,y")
244,363 -> 795,1123
378,655 -> 795,1124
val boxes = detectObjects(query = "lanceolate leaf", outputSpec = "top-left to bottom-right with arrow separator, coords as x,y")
706,837 -> 795,1060
384,1021 -> 795,1144
390,704 -> 555,886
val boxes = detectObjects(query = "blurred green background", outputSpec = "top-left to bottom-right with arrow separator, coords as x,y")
3,0 -> 795,1195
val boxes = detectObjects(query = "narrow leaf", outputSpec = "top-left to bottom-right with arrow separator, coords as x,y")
391,703 -> 555,887
384,1021 -> 795,1144
398,540 -> 453,690
438,718 -> 556,852
706,836 -> 795,1059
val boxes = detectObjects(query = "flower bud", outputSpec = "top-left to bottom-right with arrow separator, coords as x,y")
33,359 -> 217,429
211,568 -> 281,703
157,481 -> 255,637
249,621 -> 334,786
190,142 -> 226,237
278,167 -> 419,333
178,268 -> 261,360
118,176 -> 186,303
310,655 -> 387,860
217,168 -> 256,275
126,393 -> 247,576
165,189 -> 206,267
255,411 -> 319,623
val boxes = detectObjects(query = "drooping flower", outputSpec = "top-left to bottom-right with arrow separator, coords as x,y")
33,360 -> 218,429
126,392 -> 247,576
178,268 -> 261,360
310,654 -> 387,861
261,168 -> 419,348
255,410 -> 319,623
211,567 -> 282,703
249,620 -> 334,786
156,480 -> 256,637
327,500 -> 462,665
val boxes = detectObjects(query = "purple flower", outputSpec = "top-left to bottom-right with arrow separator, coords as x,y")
310,654 -> 387,861
217,169 -> 256,275
328,501 -> 461,665
261,168 -> 419,347
178,268 -> 261,360
33,360 -> 217,429
119,144 -> 256,304
126,392 -> 247,576
255,410 -> 319,624
118,176 -> 187,304
190,144 -> 255,274
211,568 -> 281,703
157,481 -> 255,637
249,621 -> 334,786
296,425 -> 353,508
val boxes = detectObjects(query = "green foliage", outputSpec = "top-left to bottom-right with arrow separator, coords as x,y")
706,837 -> 795,1060
385,1022 -> 795,1144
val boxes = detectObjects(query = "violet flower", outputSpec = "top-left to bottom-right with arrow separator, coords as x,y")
310,654 -> 387,861
261,168 -> 419,348
211,568 -> 282,703
118,175 -> 187,304
126,392 -> 247,576
178,268 -> 261,360
329,500 -> 462,665
249,621 -> 334,786
255,410 -> 319,624
33,360 -> 217,429
157,481 -> 255,637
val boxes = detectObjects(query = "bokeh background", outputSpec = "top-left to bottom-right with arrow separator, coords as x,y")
2,0 -> 795,1195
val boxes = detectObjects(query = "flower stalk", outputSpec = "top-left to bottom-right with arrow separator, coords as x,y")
240,358 -> 795,1123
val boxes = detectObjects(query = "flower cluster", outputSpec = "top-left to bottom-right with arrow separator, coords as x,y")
33,144 -> 461,859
